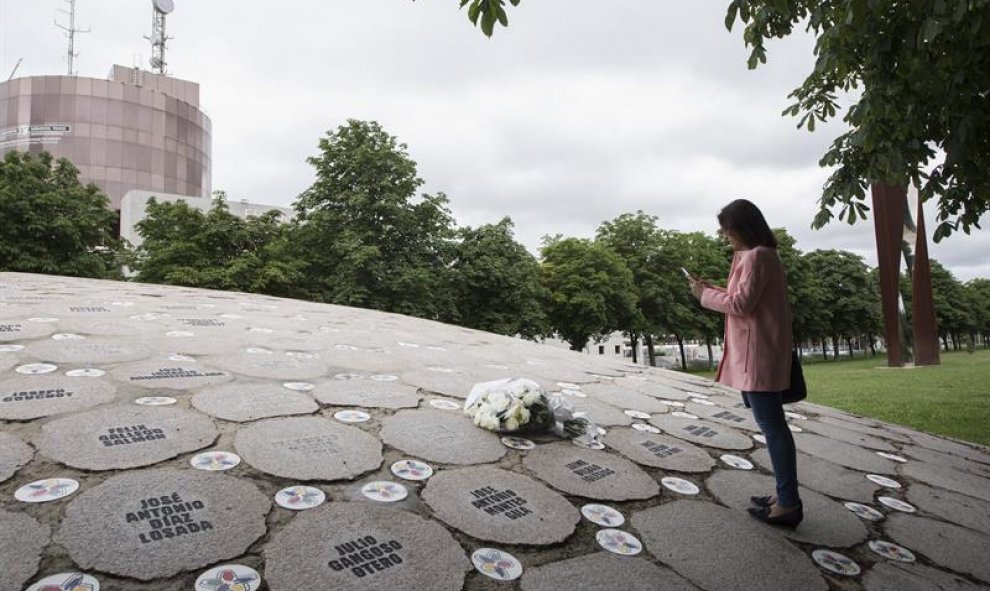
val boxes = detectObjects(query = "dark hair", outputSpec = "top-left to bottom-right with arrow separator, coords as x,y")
717,199 -> 778,249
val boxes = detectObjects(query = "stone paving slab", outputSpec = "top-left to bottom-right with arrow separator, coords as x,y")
112,360 -> 233,390
313,378 -> 421,409
885,513 -> 990,584
863,562 -> 988,591
521,552 -> 698,591
685,403 -> 761,432
191,382 -> 318,422
580,383 -> 669,413
901,444 -> 990,478
604,428 -> 716,473
905,431 -> 990,466
900,458 -> 990,502
28,338 -> 151,364
616,377 -> 693,400
265,502 -> 470,591
794,432 -> 899,475
905,482 -> 990,536
208,350 -> 328,379
816,415 -> 914,445
0,431 -> 33,482
0,376 -> 117,420
0,509 -> 50,591
751,448 -> 880,503
632,500 -> 827,591
56,468 -> 270,580
649,414 -> 753,450
570,397 -> 634,427
380,409 -> 506,465
0,319 -> 55,341
797,418 -> 899,452
521,441 -> 660,501
422,465 -> 580,545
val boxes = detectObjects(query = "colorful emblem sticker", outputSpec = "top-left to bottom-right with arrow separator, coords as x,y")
429,399 -> 461,411
596,529 -> 643,556
168,354 -> 197,362
572,439 -> 605,450
501,436 -> 536,450
878,496 -> 916,513
0,344 -> 25,352
135,396 -> 178,406
166,330 -> 194,337
752,434 -> 767,444
471,548 -> 523,581
370,374 -> 398,382
671,411 -> 699,420
660,400 -> 686,408
581,503 -> 625,527
787,424 -> 804,433
661,477 -> 699,495
190,451 -> 241,471
812,549 -> 861,576
195,564 -> 262,591
561,388 -> 587,398
16,363 -> 58,375
631,423 -> 661,434
866,474 -> 902,489
282,381 -> 315,392
15,478 -> 80,503
623,409 -> 651,419
52,333 -> 85,340
784,411 -> 807,420
876,451 -> 908,463
244,347 -> 273,355
391,459 -> 434,481
361,481 -> 408,502
690,398 -> 715,406
333,410 -> 371,423
556,382 -> 581,390
844,502 -> 885,522
868,540 -> 916,563
25,572 -> 100,591
720,454 -> 754,470
334,373 -> 364,380
66,368 -> 106,377
275,485 -> 326,510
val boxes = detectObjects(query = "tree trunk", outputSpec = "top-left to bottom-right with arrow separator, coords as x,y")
628,332 -> 639,364
821,337 -> 828,361
832,336 -> 840,360
705,338 -> 714,371
847,337 -> 854,358
868,335 -> 877,357
675,334 -> 687,371
645,334 -> 657,367
941,334 -> 949,351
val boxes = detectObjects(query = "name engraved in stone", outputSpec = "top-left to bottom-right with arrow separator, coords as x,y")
130,367 -> 225,381
0,323 -> 23,332
469,486 -> 531,520
640,441 -> 684,458
125,491 -> 214,544
683,425 -> 718,438
99,424 -> 166,446
2,388 -> 74,403
179,319 -> 225,327
712,411 -> 746,423
328,535 -> 404,578
275,435 -> 340,455
564,459 -> 616,483
69,306 -> 111,313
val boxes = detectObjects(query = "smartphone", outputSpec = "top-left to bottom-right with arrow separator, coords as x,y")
681,267 -> 691,279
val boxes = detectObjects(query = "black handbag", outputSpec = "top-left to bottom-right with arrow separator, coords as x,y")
780,350 -> 807,404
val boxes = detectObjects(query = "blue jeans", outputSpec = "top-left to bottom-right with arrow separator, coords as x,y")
743,391 -> 800,508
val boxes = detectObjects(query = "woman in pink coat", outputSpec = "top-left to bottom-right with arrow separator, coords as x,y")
689,199 -> 802,528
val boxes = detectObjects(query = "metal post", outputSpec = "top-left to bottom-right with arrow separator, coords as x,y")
871,183 -> 907,367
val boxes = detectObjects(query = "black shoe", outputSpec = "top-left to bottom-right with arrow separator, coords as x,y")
748,501 -> 803,529
750,495 -> 774,508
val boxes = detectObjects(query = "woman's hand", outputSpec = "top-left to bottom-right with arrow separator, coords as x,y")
688,276 -> 710,300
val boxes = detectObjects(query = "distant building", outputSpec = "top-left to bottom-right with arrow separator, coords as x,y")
0,65 -> 211,209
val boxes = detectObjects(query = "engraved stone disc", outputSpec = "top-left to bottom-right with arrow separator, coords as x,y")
649,415 -> 753,450
191,382 -> 318,422
520,552 -> 696,591
0,320 -> 55,341
604,428 -> 716,473
29,338 -> 150,364
265,502 -> 470,591
0,376 -> 116,420
112,361 -> 232,390
38,406 -> 218,470
0,431 -> 33,483
422,465 -> 580,545
521,441 -> 660,501
313,379 -> 421,409
379,409 -> 506,465
0,509 -> 50,591
209,351 -> 328,380
55,469 -> 270,580
235,416 -> 382,480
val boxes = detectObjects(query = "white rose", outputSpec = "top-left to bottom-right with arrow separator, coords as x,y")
517,406 -> 531,424
481,414 -> 500,431
490,392 -> 511,413
522,390 -> 541,406
504,417 -> 519,432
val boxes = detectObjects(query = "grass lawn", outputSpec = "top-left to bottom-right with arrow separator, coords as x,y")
687,348 -> 990,446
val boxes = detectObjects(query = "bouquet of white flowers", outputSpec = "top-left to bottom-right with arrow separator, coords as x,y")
464,378 -> 599,443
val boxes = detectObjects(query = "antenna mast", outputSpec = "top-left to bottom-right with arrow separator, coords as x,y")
54,0 -> 90,76
145,0 -> 175,74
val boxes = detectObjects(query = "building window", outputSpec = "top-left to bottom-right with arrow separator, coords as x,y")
598,345 -> 605,355
614,345 -> 621,354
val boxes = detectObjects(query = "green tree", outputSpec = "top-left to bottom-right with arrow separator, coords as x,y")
132,193 -> 305,296
929,260 -> 972,351
449,217 -> 547,338
0,151 -> 122,278
539,236 -> 638,351
804,249 -> 876,358
964,278 -> 990,348
292,120 -> 456,319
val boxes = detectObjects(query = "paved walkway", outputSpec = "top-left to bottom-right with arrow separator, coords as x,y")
1,272 -> 989,590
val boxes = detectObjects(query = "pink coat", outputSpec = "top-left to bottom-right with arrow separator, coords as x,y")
700,246 -> 793,392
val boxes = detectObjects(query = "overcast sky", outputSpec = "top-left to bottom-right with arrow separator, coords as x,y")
2,0 -> 987,280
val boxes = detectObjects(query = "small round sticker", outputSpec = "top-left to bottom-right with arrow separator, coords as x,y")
752,434 -> 767,445
334,410 -> 371,423
66,368 -> 106,377
471,548 -> 523,581
166,330 -> 194,337
661,477 -> 700,495
427,366 -> 454,373
876,451 -> 908,463
275,485 -> 326,510
283,381 -> 315,391
15,478 -> 80,503
690,398 -> 715,406
561,388 -> 587,398
361,481 -> 408,502
556,382 -> 581,390
596,529 -> 643,556
249,327 -> 274,333
220,313 -> 243,319
660,400 -> 686,408
429,399 -> 460,410
190,451 -> 241,471
720,454 -> 754,470
135,396 -> 177,406
16,363 -> 58,375
581,503 -> 625,527
0,344 -> 25,352
195,564 -> 261,591
334,372 -> 364,380
168,354 -> 196,362
878,496 -> 916,513
501,436 -> 535,450
370,374 -> 398,382
391,459 -> 434,481
335,344 -> 359,351
397,341 -> 420,348
572,439 -> 605,450
868,540 -> 916,563
784,411 -> 807,420
28,317 -> 59,323
689,393 -> 710,399
245,347 -> 273,354
285,351 -> 316,359
623,409 -> 651,419
631,423 -> 661,434
812,549 -> 861,576
26,572 -> 100,591
866,474 -> 902,489
788,424 -> 803,433
844,502 -> 885,522
671,411 -> 699,420
52,333 -> 85,340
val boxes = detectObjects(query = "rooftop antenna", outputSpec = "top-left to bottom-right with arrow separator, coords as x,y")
7,58 -> 23,81
145,0 -> 174,74
54,0 -> 90,76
